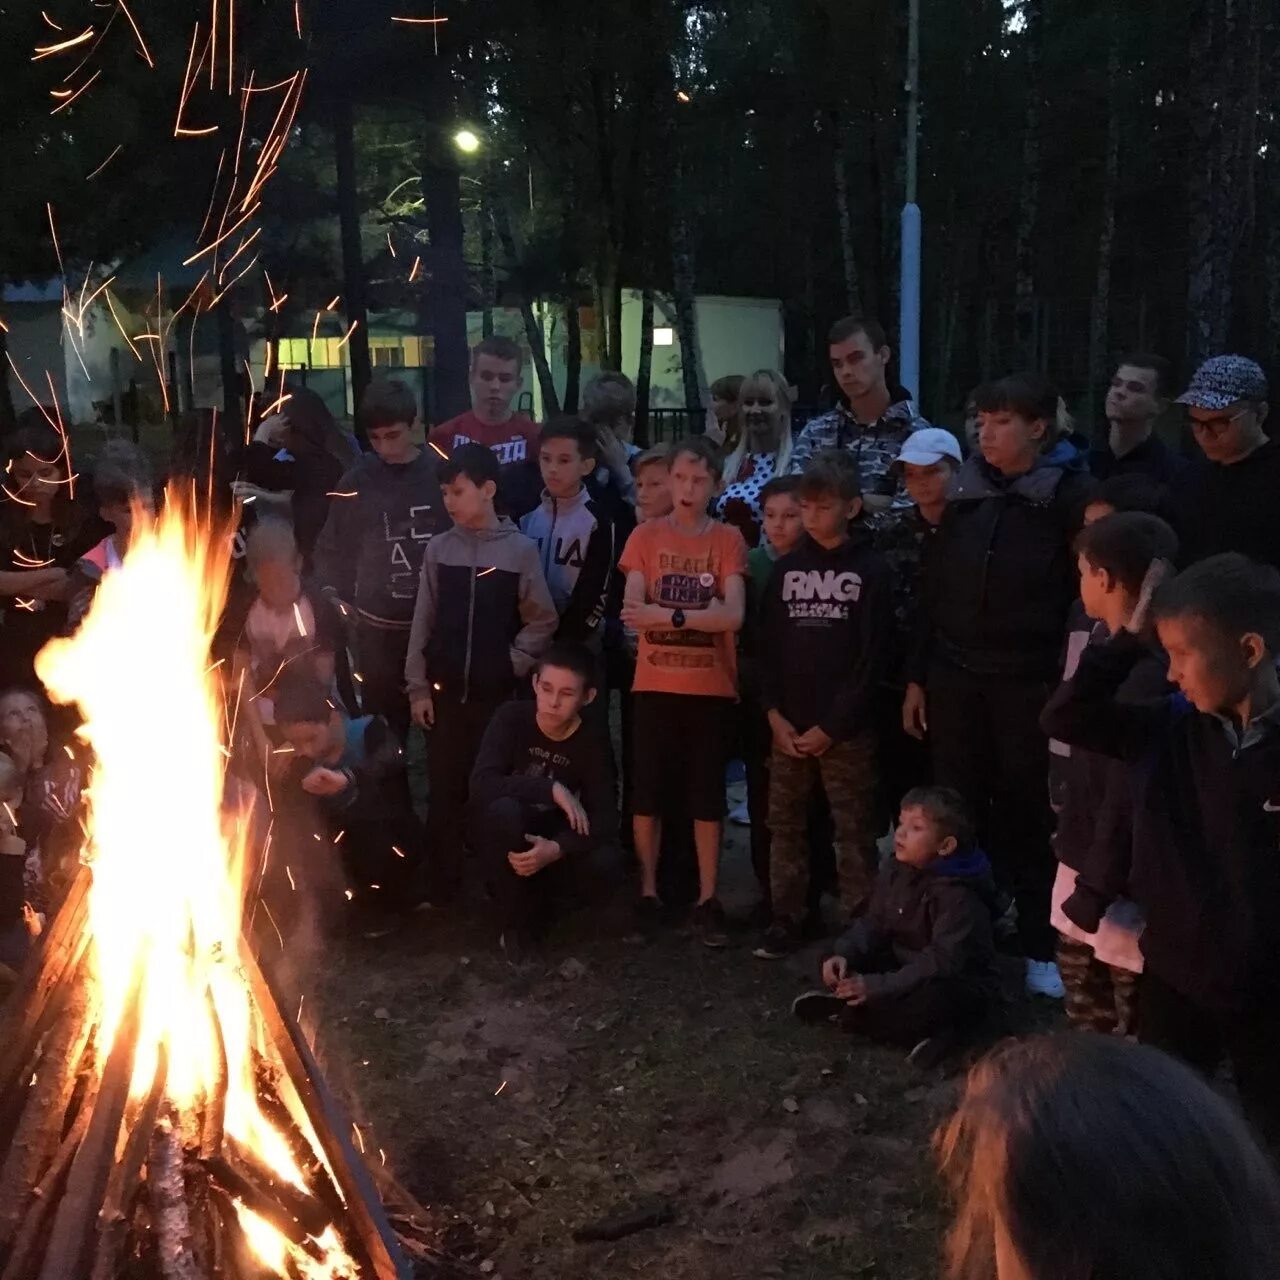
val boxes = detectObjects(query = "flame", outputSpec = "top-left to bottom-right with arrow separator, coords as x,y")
36,496 -> 355,1278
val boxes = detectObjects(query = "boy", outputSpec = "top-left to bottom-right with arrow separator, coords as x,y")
632,448 -> 673,524
1041,552 -> 1280,1145
792,786 -> 999,1067
468,644 -> 618,959
755,452 -> 892,958
618,435 -> 747,946
314,378 -> 448,737
1049,512 -> 1177,1035
519,419 -> 618,651
581,372 -> 640,504
427,336 -> 538,467
405,443 -> 557,904
273,670 -> 421,928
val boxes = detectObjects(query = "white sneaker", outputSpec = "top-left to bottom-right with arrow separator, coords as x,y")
727,802 -> 751,826
1025,959 -> 1065,1000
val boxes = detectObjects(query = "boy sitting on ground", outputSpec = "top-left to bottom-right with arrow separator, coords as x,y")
793,786 -> 999,1068
468,644 -> 618,960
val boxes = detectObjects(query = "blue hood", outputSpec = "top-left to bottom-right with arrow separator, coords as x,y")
1041,436 -> 1089,472
927,846 -> 993,882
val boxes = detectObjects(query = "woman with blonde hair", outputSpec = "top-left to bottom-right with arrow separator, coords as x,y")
713,369 -> 795,547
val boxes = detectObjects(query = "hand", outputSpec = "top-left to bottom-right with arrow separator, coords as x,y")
1125,557 -> 1174,635
821,955 -> 849,990
231,480 -> 270,504
301,766 -> 350,797
902,683 -> 928,740
836,974 -> 868,1006
703,403 -> 727,447
794,726 -> 834,757
768,710 -> 802,758
0,835 -> 25,859
21,904 -> 42,939
19,567 -> 69,601
508,836 -> 563,877
551,782 -> 590,837
620,601 -> 671,629
410,691 -> 435,728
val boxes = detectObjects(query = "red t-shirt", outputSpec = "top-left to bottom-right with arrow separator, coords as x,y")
619,518 -> 748,699
427,412 -> 539,467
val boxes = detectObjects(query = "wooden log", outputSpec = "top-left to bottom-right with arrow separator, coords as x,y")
223,1135 -> 330,1237
149,1113 -> 206,1280
90,1044 -> 168,1280
202,1154 -> 323,1259
208,1188 -> 276,1280
36,955 -> 145,1280
0,979 -> 94,1247
199,986 -> 228,1162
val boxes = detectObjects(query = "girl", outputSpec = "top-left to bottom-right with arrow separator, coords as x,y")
714,369 -> 795,547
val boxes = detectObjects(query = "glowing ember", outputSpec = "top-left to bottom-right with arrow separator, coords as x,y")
37,499 -> 356,1278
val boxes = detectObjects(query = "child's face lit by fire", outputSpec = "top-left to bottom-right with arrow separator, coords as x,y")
253,555 -> 303,611
278,718 -> 333,763
0,691 -> 48,774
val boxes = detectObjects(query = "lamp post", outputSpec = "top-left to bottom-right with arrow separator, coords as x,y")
899,0 -> 922,402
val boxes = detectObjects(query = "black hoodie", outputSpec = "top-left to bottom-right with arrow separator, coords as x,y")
758,527 -> 892,741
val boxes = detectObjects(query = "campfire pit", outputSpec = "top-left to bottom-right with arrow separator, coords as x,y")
0,500 -> 413,1279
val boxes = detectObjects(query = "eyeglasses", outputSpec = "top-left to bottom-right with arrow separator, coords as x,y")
1190,406 -> 1252,436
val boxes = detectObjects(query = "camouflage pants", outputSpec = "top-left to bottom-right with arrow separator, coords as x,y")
768,732 -> 878,924
1056,935 -> 1139,1036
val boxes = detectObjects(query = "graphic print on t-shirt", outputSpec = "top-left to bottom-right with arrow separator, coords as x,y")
384,503 -> 438,601
647,549 -> 718,669
781,569 -> 864,621
452,432 -> 529,465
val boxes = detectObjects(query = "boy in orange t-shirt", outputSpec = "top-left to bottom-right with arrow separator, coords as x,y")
619,436 -> 748,947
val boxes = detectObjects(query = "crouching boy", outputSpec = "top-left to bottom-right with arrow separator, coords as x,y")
793,786 -> 999,1067
467,645 -> 618,960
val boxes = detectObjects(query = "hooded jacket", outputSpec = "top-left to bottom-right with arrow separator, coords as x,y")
923,442 -> 1096,679
404,519 -> 557,703
314,449 -> 449,628
830,849 -> 1000,1003
758,527 -> 893,741
519,486 -> 618,650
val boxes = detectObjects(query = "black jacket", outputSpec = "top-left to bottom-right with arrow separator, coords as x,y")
1087,434 -> 1191,488
925,446 -> 1096,679
830,850 -> 1000,1003
1181,439 -> 1280,569
1041,630 -> 1280,1010
242,442 -> 345,566
758,528 -> 893,741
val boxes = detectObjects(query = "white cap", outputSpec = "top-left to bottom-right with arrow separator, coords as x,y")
896,428 -> 963,467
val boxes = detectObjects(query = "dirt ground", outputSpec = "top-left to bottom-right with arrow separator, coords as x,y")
310,822 -> 1050,1280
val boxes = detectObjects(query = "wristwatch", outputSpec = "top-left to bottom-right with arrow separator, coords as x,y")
671,608 -> 686,629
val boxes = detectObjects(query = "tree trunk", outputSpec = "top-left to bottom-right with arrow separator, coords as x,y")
670,147 -> 702,421
635,287 -> 655,447
1087,26 -> 1122,433
563,300 -> 582,415
331,94 -> 372,433
831,112 -> 863,317
480,187 -> 496,340
1013,0 -> 1043,368
421,133 -> 471,423
0,324 -> 15,436
1186,0 -> 1223,362
493,199 -> 561,416
215,297 -> 243,436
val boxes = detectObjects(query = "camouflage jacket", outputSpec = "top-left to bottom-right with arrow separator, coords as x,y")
874,506 -> 941,681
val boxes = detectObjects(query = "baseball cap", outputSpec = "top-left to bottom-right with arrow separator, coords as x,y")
1176,355 -> 1269,410
896,428 -> 963,467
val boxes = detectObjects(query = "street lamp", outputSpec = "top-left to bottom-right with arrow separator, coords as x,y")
453,128 -> 481,155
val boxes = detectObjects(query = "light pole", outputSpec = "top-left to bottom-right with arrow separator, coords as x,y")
899,0 -> 922,402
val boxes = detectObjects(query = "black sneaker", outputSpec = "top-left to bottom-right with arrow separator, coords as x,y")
752,922 -> 799,960
632,896 -> 663,941
692,898 -> 729,949
791,990 -> 847,1024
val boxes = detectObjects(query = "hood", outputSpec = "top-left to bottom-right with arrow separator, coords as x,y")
799,523 -> 874,555
949,450 -> 1072,505
450,516 -> 523,544
1042,436 -> 1090,472
926,846 -> 993,882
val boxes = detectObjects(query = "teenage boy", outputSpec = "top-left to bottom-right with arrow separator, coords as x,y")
581,372 -> 640,504
1041,553 -> 1280,1146
519,419 -> 618,651
1089,354 -> 1188,485
405,443 -> 557,904
315,378 -> 448,737
1050,512 -> 1177,1035
1177,355 -> 1280,569
618,436 -> 747,947
792,785 -> 999,1068
787,316 -> 929,516
755,452 -> 893,957
428,336 -> 538,466
468,644 -> 619,959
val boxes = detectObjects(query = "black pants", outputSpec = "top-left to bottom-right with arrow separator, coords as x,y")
425,693 -> 506,903
840,977 -> 987,1048
355,621 -> 411,740
875,682 -> 932,833
467,795 -> 619,933
1140,973 -> 1280,1150
927,659 -> 1056,961
603,641 -> 635,828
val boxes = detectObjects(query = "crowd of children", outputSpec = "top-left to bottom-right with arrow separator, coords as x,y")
5,318 -> 1280,1181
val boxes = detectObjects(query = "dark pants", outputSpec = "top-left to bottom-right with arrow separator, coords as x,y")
467,795 -> 619,933
740,695 -> 773,898
355,621 -> 411,740
603,641 -> 635,830
875,683 -> 932,833
928,659 -> 1056,961
425,693 -> 506,903
840,977 -> 988,1048
1140,972 -> 1280,1150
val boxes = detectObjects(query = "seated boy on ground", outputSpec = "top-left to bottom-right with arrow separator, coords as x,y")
468,644 -> 619,960
793,786 -> 999,1068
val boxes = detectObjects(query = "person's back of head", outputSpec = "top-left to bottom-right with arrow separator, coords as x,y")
282,385 -> 355,465
1089,473 -> 1179,528
1075,512 -> 1179,596
938,1033 -> 1280,1280
798,449 -> 862,503
273,667 -> 335,729
581,372 -> 636,433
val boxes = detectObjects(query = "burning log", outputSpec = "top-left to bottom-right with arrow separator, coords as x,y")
150,1113 -> 205,1280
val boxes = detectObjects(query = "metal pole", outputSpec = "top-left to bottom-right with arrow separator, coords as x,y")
899,0 -> 922,401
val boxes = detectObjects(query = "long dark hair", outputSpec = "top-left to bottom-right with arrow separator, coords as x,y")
1,424 -> 81,534
937,1034 -> 1280,1280
280,386 -> 356,467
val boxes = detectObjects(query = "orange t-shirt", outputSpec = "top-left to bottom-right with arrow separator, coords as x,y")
619,518 -> 748,698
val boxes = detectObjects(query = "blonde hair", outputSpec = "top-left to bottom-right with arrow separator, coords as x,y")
631,445 -> 671,476
722,369 -> 793,485
245,517 -> 299,567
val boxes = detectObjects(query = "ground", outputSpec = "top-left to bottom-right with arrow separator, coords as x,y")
311,826 -> 1046,1280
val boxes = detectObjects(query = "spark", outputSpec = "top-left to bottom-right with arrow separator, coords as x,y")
293,602 -> 308,637
33,27 -> 94,59
344,888 -> 354,900
428,439 -> 448,459
297,994 -> 304,1022
294,0 -> 301,37
215,223 -> 263,282
286,865 -> 296,891
117,0 -> 154,67
50,68 -> 100,115
0,318 -> 7,333
392,846 -> 406,858
336,319 -> 359,351
261,899 -> 285,952
271,745 -> 295,754
476,566 -> 496,578
40,11 -> 63,31
325,295 -> 340,311
86,144 -> 124,180
175,22 -> 218,137
13,549 -> 55,568
335,830 -> 347,844
386,232 -> 397,259
390,15 -> 449,23
379,1149 -> 387,1166
352,1124 -> 365,1153
226,0 -> 234,96
197,149 -> 228,243
184,196 -> 260,266
409,256 -> 422,282
14,600 -> 37,612
676,89 -> 691,103
494,1080 -> 508,1096
2,803 -> 16,827
325,490 -> 357,498
261,390 -> 292,418
208,252 -> 260,306
310,308 -> 323,351
104,289 -> 142,360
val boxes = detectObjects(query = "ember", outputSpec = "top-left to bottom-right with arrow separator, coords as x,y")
0,500 -> 409,1279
